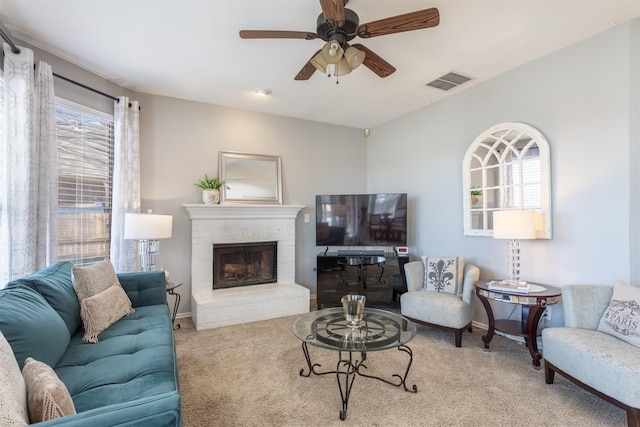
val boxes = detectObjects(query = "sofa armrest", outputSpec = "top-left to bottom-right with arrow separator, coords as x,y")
562,284 -> 613,329
117,271 -> 167,308
404,261 -> 424,292
461,264 -> 480,305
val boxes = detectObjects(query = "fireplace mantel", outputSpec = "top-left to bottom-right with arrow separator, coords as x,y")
183,204 -> 304,220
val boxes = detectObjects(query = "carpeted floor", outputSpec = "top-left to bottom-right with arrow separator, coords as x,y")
174,315 -> 626,426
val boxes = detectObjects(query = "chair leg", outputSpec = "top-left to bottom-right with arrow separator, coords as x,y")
454,330 -> 462,347
544,360 -> 555,384
467,325 -> 473,333
627,407 -> 640,427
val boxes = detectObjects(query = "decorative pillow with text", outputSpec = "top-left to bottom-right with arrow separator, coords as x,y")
597,280 -> 640,348
422,256 -> 465,295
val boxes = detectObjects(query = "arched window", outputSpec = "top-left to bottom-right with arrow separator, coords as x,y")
463,122 -> 551,238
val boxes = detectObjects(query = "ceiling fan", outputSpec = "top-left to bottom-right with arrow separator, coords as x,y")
239,0 -> 439,81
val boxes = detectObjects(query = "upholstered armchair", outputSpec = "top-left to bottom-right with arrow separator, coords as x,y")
400,260 -> 480,347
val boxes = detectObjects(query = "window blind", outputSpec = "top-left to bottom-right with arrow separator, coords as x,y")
55,99 -> 114,265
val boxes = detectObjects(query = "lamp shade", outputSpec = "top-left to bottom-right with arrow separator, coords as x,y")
321,41 -> 343,64
493,210 -> 536,240
334,58 -> 352,76
344,46 -> 365,70
310,51 -> 328,73
124,212 -> 173,240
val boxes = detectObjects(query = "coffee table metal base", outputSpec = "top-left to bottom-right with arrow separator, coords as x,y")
299,342 -> 417,421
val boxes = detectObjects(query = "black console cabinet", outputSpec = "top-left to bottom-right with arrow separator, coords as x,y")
316,252 -> 410,309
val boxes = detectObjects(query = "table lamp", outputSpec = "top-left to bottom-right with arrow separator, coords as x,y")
493,210 -> 536,284
124,210 -> 173,271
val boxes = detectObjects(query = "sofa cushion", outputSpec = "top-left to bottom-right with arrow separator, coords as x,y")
401,290 -> 473,329
0,331 -> 28,426
6,262 -> 81,336
597,280 -> 640,348
54,305 -> 178,413
22,357 -> 76,423
542,327 -> 640,408
422,256 -> 464,295
80,284 -> 135,343
0,285 -> 70,370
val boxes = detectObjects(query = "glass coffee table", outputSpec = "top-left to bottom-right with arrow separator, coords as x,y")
293,308 -> 417,421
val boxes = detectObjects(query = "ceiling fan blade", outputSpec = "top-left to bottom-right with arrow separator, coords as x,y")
295,50 -> 321,80
351,44 -> 396,78
239,30 -> 318,40
319,0 -> 345,25
357,8 -> 440,38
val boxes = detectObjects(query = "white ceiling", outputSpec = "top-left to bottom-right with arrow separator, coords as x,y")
2,0 -> 639,129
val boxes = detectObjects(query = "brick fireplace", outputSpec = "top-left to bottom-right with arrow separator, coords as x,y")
184,204 -> 309,330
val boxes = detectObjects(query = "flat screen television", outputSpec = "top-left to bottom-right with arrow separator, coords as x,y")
315,193 -> 407,248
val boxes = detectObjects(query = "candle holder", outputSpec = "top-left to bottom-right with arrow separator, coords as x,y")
341,294 -> 366,328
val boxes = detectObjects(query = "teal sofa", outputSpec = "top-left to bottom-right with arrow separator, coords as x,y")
0,262 -> 182,426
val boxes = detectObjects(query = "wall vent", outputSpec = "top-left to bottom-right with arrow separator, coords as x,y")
426,72 -> 472,91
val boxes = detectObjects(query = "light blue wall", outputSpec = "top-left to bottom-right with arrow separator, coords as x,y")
367,20 -> 638,326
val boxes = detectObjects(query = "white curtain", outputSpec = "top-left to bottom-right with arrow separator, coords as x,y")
0,43 -> 57,283
110,96 -> 140,273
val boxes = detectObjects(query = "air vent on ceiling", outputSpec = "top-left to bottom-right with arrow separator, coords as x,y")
426,72 -> 472,91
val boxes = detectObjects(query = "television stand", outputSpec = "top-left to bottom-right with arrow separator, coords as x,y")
316,252 -> 409,309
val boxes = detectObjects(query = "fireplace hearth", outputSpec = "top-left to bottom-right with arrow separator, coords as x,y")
212,241 -> 277,289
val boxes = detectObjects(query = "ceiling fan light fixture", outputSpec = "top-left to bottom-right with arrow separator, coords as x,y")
334,58 -> 352,76
344,46 -> 365,70
310,52 -> 328,73
321,41 -> 343,64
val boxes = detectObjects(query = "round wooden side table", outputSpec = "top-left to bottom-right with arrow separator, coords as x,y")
474,280 -> 561,369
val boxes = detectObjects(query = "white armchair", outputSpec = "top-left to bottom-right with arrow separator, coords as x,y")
400,261 -> 480,347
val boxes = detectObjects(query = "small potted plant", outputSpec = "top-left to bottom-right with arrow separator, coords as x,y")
195,174 -> 225,204
470,188 -> 482,206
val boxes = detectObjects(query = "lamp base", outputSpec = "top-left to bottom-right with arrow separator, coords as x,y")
506,239 -> 523,284
138,239 -> 160,271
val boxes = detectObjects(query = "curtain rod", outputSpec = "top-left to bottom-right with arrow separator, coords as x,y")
1,21 -> 139,109
0,27 -> 20,54
52,72 -> 119,102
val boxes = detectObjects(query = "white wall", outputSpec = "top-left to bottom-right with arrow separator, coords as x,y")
135,94 -> 367,315
367,20 -> 638,326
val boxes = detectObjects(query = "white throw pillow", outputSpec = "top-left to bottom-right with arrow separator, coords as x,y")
22,357 -> 75,423
597,280 -> 640,348
0,331 -> 29,426
422,256 -> 465,295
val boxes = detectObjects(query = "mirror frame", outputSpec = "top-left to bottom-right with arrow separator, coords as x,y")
462,122 -> 551,238
218,151 -> 283,205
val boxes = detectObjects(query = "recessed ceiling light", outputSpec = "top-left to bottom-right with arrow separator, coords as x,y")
253,88 -> 272,96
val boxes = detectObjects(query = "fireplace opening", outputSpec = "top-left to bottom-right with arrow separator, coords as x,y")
212,241 -> 277,289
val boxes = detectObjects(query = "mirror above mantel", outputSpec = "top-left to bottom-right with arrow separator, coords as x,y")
218,151 -> 283,205
462,122 -> 551,238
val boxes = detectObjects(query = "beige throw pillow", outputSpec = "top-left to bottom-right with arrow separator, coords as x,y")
597,281 -> 640,348
22,357 -> 75,423
0,331 -> 29,426
72,260 -> 120,301
80,284 -> 135,343
422,256 -> 465,295
72,260 -> 135,343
